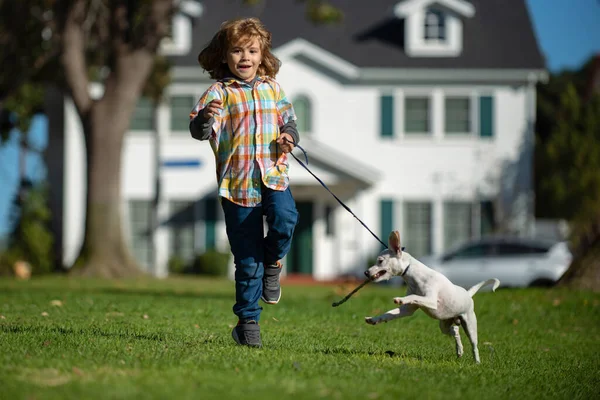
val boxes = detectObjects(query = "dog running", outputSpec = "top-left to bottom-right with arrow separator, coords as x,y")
364,231 -> 500,363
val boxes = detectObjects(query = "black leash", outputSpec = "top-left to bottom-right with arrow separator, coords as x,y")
283,138 -> 388,250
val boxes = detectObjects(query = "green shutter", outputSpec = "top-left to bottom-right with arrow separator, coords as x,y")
479,96 -> 494,137
380,199 -> 394,249
380,95 -> 394,137
205,198 -> 217,250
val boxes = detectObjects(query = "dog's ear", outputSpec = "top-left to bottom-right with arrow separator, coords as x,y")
388,231 -> 402,255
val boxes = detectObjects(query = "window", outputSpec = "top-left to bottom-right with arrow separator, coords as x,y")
424,9 -> 446,42
444,243 -> 492,261
325,205 -> 335,236
404,97 -> 430,134
293,95 -> 312,133
128,200 -> 152,268
496,243 -> 550,256
169,200 -> 196,262
403,202 -> 432,257
130,97 -> 154,131
445,97 -> 471,134
444,202 -> 473,250
380,95 -> 394,137
170,95 -> 196,132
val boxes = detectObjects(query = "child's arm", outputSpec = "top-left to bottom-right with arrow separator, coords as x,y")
189,112 -> 214,141
189,86 -> 223,141
274,83 -> 299,152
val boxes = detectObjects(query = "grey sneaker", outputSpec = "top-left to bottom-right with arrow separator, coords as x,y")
231,320 -> 262,348
261,261 -> 283,304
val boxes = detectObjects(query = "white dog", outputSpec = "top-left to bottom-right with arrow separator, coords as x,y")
364,231 -> 500,363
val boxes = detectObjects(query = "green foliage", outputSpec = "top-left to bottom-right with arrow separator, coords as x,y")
0,185 -> 54,276
1,83 -> 46,140
538,85 -> 600,244
190,249 -> 230,277
167,254 -> 188,275
0,278 -> 598,398
305,0 -> 344,24
0,0 -> 59,103
143,56 -> 173,105
241,0 -> 343,24
535,56 -> 599,218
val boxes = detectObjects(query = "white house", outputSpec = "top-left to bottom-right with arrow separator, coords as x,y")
50,0 -> 547,280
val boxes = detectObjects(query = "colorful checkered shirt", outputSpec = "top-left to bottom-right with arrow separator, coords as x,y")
190,76 -> 296,207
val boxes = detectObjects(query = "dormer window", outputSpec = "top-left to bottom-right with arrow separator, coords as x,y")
159,1 -> 203,56
424,10 -> 446,42
394,0 -> 475,58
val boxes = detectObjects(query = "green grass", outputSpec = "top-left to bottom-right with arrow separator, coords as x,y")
0,277 -> 599,400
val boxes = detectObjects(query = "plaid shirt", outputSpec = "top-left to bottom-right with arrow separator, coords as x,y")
190,76 -> 296,207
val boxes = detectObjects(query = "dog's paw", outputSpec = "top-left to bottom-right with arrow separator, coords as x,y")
365,316 -> 377,325
393,297 -> 404,305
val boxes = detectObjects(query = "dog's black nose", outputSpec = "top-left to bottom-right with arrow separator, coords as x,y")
364,270 -> 369,277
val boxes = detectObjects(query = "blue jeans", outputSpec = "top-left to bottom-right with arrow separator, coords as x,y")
221,186 -> 299,322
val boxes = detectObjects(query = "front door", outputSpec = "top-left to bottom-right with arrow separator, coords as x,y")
286,201 -> 313,275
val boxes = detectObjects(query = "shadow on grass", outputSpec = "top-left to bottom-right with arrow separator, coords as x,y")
1,323 -> 170,342
0,285 -> 234,301
310,345 -> 429,361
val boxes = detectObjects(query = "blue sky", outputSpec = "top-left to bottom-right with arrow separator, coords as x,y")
0,115 -> 48,238
526,0 -> 600,71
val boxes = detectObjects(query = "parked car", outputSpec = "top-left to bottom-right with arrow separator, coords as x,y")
418,237 -> 572,289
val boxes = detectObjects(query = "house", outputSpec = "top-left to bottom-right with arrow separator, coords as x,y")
51,0 -> 546,279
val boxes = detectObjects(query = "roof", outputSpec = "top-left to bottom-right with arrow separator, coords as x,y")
170,0 -> 545,70
289,136 -> 382,188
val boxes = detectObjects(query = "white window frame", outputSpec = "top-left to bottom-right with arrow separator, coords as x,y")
424,9 -> 446,43
442,90 -> 477,138
292,93 -> 314,135
402,200 -> 434,258
443,201 -> 474,251
401,92 -> 434,138
167,83 -> 212,138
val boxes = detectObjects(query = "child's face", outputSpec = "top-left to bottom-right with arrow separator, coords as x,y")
226,37 -> 262,82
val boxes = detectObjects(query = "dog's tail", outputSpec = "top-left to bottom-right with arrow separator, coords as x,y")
467,278 -> 500,297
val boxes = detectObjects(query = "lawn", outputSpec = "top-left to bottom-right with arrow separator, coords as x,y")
0,276 -> 599,400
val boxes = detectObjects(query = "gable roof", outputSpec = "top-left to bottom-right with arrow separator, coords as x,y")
170,0 -> 545,71
289,136 -> 382,188
394,0 -> 475,18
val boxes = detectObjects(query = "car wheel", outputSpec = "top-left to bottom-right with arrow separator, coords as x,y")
529,279 -> 555,288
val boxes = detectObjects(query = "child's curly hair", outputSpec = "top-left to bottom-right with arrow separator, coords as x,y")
198,17 -> 281,80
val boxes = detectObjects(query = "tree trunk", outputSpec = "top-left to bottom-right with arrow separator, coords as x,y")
557,225 -> 600,292
70,53 -> 155,278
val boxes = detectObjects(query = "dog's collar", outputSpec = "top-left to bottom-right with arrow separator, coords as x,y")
401,264 -> 411,277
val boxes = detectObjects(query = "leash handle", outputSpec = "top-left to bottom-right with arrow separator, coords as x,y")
283,137 -> 388,250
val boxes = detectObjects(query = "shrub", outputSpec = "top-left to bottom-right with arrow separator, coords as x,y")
167,255 -> 188,275
1,184 -> 54,276
191,249 -> 230,277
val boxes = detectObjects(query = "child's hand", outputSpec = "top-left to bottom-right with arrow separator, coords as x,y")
203,99 -> 223,119
277,133 -> 295,153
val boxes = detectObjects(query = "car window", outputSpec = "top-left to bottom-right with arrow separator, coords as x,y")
495,243 -> 549,256
443,244 -> 492,261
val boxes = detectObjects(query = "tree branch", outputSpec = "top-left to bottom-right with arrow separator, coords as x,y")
143,0 -> 174,51
61,0 -> 92,115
